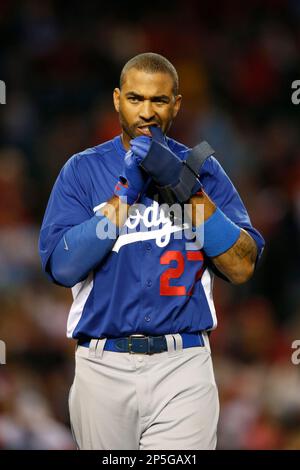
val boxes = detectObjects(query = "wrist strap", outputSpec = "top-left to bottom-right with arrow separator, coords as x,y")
194,207 -> 241,257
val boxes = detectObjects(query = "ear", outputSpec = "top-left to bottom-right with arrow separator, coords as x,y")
113,88 -> 120,112
172,94 -> 182,118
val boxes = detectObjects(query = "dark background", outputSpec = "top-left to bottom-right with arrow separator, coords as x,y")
0,0 -> 300,449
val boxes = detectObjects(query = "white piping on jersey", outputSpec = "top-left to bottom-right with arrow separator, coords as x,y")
93,202 -> 106,212
67,272 -> 94,338
201,268 -> 218,330
63,235 -> 69,251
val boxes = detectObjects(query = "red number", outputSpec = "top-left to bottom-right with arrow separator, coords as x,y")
160,251 -> 186,296
160,250 -> 204,296
186,251 -> 204,296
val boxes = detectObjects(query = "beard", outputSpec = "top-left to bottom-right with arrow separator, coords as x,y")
118,110 -> 140,139
118,108 -> 172,139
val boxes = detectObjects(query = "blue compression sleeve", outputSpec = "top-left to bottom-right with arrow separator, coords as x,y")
49,213 -> 119,287
194,207 -> 241,257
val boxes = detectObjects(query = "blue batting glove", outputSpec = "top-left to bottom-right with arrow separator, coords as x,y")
132,132 -> 183,188
114,150 -> 147,205
129,136 -> 152,163
133,125 -> 204,204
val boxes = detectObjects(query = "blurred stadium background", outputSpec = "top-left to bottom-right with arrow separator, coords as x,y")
0,0 -> 300,449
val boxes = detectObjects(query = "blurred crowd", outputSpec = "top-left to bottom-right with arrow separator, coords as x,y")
0,0 -> 300,449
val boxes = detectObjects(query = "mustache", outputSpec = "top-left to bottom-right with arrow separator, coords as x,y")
134,121 -> 161,128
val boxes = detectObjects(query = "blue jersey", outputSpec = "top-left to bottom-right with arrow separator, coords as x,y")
39,135 -> 264,340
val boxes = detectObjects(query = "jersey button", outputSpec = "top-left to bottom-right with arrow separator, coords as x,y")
146,279 -> 152,287
145,243 -> 152,251
144,316 -> 151,322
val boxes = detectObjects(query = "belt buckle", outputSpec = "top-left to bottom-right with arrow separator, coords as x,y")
128,334 -> 147,354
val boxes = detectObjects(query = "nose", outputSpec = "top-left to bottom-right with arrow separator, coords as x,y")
139,100 -> 155,121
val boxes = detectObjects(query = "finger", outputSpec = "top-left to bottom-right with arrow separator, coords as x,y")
130,147 -> 146,160
130,136 -> 151,146
149,125 -> 164,143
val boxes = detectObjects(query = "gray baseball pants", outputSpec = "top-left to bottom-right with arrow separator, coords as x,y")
68,332 -> 219,450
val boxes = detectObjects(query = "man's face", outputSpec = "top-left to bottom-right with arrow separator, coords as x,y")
113,68 -> 182,149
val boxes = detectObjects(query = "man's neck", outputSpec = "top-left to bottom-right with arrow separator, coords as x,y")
121,133 -> 130,151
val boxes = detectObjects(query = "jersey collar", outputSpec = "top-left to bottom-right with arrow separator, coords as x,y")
112,135 -> 127,158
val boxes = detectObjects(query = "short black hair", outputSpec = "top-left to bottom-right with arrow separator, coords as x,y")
120,52 -> 179,96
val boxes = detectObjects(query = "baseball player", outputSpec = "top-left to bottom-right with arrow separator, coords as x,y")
39,53 -> 265,450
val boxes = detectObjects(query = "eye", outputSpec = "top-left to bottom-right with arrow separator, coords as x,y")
128,97 -> 139,103
153,98 -> 168,105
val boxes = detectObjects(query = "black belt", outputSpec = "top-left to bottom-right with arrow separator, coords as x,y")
78,332 -> 204,355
